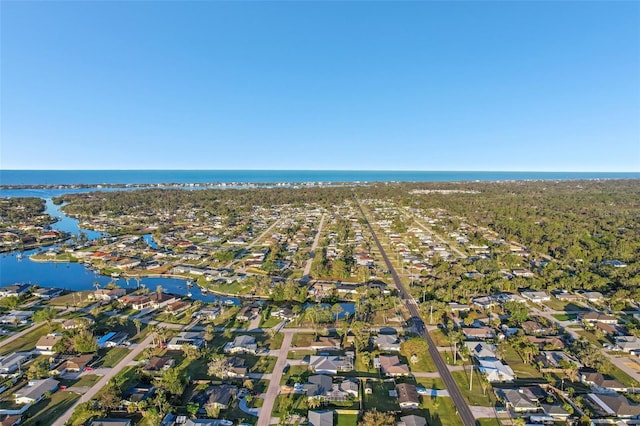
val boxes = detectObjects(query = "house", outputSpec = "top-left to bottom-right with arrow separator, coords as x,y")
521,321 -> 548,335
465,341 -> 497,360
271,307 -> 296,321
497,388 -> 538,413
448,303 -> 471,313
374,334 -> 402,352
35,334 -> 62,354
97,331 -> 128,349
540,404 -> 571,421
88,420 -> 132,426
223,335 -> 258,355
123,384 -> 156,405
0,284 -> 31,298
0,415 -> 21,426
167,332 -> 205,351
90,288 -> 126,302
308,410 -> 334,426
0,311 -> 33,326
581,292 -> 604,303
0,352 -> 32,375
615,335 -> 640,353
32,287 -> 63,300
536,351 -> 581,372
310,336 -> 341,351
221,357 -> 247,379
555,292 -> 580,302
304,375 -> 333,399
191,384 -> 237,411
309,356 -> 353,375
62,317 -> 94,330
586,393 -> 640,418
462,327 -> 495,340
236,304 -> 260,322
520,291 -> 550,303
51,354 -> 94,375
396,383 -> 420,409
581,370 -> 628,393
398,415 -> 427,426
14,378 -> 59,404
580,312 -> 617,325
378,355 -> 410,377
142,356 -> 175,374
192,307 -> 221,321
527,336 -> 565,350
477,359 -> 515,382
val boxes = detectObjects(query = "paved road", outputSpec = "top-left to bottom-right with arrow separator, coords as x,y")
226,218 -> 283,269
406,210 -> 467,259
52,333 -> 155,426
257,331 -> 293,426
357,200 -> 477,426
0,321 -> 45,352
302,213 -> 326,279
529,304 -> 640,382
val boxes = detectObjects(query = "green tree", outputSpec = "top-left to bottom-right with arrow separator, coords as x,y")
358,409 -> 395,426
158,368 -> 187,396
400,336 -> 429,364
32,307 -> 58,331
27,357 -> 50,380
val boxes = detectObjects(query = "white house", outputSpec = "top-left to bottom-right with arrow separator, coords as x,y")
14,378 -> 59,404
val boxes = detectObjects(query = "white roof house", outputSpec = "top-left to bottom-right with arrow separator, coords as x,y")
14,378 -> 59,404
477,359 -> 515,382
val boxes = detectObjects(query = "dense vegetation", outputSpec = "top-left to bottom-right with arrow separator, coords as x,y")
55,179 -> 639,305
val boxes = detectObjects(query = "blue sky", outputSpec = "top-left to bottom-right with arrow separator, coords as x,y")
1,1 -> 638,171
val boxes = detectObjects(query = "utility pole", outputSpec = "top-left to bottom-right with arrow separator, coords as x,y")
469,362 -> 473,391
430,303 -> 433,325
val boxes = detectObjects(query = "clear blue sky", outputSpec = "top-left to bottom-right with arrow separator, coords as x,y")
1,1 -> 639,171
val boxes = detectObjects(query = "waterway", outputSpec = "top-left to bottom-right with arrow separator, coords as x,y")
0,189 -> 239,304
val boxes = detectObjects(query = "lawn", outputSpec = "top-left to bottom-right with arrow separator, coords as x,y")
552,313 -> 577,321
287,349 -> 314,360
543,299 -> 569,311
451,370 -> 497,407
291,333 -> 315,347
502,345 -> 543,379
47,291 -> 94,307
281,365 -> 309,385
74,374 -> 101,388
24,391 -> 80,426
94,347 -> 130,368
407,353 -> 437,373
0,323 -> 50,356
336,413 -> 358,426
429,329 -> 451,347
606,361 -> 640,388
363,379 -> 399,412
415,377 -> 445,390
576,330 -> 609,347
415,396 -> 464,426
260,316 -> 282,328
477,418 -> 503,426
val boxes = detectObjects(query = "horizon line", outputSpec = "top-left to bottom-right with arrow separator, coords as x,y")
2,168 -> 640,173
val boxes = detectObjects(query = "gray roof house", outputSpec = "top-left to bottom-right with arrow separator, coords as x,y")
0,352 -> 32,374
14,378 -> 59,404
223,335 -> 258,354
309,356 -> 353,375
308,410 -> 334,426
88,420 -> 132,426
398,415 -> 427,426
304,375 -> 333,398
374,334 -> 402,352
167,331 -> 205,351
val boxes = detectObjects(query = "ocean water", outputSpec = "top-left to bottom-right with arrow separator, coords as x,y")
2,169 -> 639,186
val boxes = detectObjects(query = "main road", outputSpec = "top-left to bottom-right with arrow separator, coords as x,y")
357,200 -> 477,426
